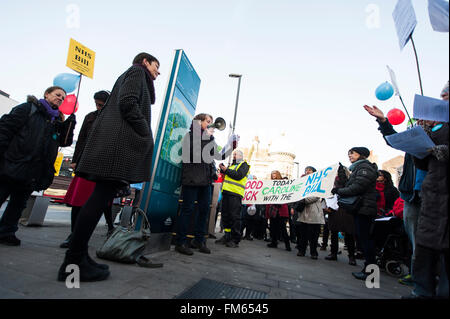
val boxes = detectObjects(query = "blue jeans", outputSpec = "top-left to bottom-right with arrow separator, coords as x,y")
176,185 -> 211,246
403,200 -> 420,275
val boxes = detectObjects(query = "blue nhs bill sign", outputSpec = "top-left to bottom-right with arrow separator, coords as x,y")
140,49 -> 200,233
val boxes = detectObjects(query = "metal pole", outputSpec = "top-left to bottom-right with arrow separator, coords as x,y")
231,76 -> 241,134
410,35 -> 423,96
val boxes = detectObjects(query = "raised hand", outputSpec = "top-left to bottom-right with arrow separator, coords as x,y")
363,105 -> 386,122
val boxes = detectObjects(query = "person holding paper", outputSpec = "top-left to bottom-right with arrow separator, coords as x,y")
363,104 -> 426,286
407,116 -> 449,298
294,166 -> 324,259
0,86 -> 76,246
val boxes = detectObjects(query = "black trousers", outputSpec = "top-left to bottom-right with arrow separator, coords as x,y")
296,222 -> 320,256
68,181 -> 120,254
221,194 -> 242,243
269,216 -> 291,249
354,214 -> 376,269
0,180 -> 33,237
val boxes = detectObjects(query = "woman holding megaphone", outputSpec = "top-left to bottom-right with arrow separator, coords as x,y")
175,113 -> 239,256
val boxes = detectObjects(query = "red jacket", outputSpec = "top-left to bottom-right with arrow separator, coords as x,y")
387,197 -> 404,219
265,204 -> 289,219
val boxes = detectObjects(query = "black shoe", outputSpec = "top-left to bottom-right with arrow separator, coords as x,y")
226,241 -> 239,248
57,251 -> 110,282
244,236 -> 253,241
215,235 -> 229,245
86,254 -> 109,270
191,240 -> 211,254
59,234 -> 72,248
0,234 -> 21,246
311,255 -> 318,260
285,246 -> 292,251
297,251 -> 305,257
320,245 -> 327,251
325,254 -> 338,261
267,242 -> 277,248
175,244 -> 194,255
352,271 -> 368,280
348,256 -> 357,266
355,252 -> 364,260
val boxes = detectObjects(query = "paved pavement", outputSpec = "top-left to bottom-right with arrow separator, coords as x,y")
0,203 -> 413,299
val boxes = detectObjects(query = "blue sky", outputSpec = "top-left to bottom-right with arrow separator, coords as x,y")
0,0 -> 448,171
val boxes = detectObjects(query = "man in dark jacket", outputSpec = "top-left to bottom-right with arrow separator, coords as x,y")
175,114 -> 237,255
0,87 -> 75,246
215,149 -> 250,248
332,147 -> 378,280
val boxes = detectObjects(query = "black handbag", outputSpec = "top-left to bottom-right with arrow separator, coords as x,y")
337,195 -> 362,213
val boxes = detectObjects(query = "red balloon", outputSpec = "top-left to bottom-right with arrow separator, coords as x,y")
387,108 -> 405,125
59,94 -> 79,115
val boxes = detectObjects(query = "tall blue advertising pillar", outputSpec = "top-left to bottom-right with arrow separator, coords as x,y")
138,49 -> 200,252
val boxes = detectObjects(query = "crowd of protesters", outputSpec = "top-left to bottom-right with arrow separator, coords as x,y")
0,48 -> 447,300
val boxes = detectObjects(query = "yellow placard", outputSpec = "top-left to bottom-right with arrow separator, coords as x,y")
66,38 -> 96,78
54,152 -> 64,176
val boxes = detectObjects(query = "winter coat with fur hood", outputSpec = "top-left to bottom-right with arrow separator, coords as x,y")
0,96 -> 75,190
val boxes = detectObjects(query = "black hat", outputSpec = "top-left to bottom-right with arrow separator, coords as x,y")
305,166 -> 317,172
93,90 -> 110,103
349,147 -> 370,158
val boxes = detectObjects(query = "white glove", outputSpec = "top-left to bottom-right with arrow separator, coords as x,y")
228,134 -> 240,144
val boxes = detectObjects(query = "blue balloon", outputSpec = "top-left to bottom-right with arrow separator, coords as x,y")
338,232 -> 344,239
375,81 -> 394,101
53,73 -> 80,93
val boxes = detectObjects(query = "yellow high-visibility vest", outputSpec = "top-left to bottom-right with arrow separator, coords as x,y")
222,161 -> 249,197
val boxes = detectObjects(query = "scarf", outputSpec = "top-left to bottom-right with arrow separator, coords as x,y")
376,182 -> 386,216
349,159 -> 366,171
133,64 -> 156,104
39,99 -> 60,121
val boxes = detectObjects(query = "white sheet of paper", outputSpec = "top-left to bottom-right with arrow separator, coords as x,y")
413,94 -> 449,122
392,0 -> 417,50
375,216 -> 395,221
428,0 -> 449,32
385,126 -> 435,159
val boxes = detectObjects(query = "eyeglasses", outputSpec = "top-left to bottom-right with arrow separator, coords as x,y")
95,102 -> 105,107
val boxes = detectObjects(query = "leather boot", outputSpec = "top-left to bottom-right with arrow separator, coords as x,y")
58,250 -> 110,282
215,232 -> 230,245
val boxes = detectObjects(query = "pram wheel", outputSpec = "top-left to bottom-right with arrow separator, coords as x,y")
385,260 -> 408,278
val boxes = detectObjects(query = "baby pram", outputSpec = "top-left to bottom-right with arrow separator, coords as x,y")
372,216 -> 412,277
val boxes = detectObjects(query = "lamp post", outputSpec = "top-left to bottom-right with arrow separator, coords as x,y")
229,74 -> 242,134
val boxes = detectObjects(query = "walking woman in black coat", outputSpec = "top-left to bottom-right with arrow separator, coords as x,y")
332,147 -> 378,280
58,53 -> 160,282
0,86 -> 75,245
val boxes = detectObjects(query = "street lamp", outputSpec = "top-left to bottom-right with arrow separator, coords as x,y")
229,74 -> 242,134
